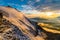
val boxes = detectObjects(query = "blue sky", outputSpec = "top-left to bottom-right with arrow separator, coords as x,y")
0,0 -> 60,13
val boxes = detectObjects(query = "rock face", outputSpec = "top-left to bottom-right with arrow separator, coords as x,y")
0,6 -> 45,40
0,18 -> 30,40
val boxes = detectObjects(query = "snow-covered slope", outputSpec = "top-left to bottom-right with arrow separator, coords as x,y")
0,6 -> 45,40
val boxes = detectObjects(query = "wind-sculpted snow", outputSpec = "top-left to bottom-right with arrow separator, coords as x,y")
0,6 -> 45,40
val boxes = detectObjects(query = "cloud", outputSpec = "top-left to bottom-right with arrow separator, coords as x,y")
21,10 -> 41,14
27,0 -> 60,11
19,5 -> 41,14
21,5 -> 33,10
36,0 -> 40,2
0,0 -> 60,13
12,3 -> 42,14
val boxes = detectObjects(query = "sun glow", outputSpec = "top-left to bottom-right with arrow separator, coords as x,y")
38,12 -> 58,19
45,12 -> 53,16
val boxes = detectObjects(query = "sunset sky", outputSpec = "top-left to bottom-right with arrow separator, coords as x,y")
0,0 -> 60,14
